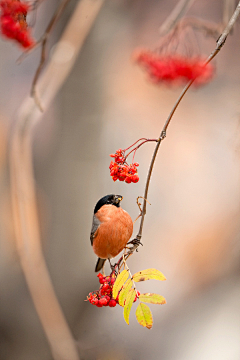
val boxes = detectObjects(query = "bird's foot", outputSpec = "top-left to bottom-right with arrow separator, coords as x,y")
127,238 -> 143,247
126,237 -> 143,254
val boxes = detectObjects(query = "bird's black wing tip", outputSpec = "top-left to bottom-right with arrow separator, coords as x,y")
95,258 -> 106,272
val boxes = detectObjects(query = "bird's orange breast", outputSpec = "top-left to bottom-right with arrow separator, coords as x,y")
92,205 -> 133,259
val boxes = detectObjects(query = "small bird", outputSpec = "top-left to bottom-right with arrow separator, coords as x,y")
90,194 -> 133,272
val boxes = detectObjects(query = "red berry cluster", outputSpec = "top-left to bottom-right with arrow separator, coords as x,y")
87,273 -> 118,308
109,149 -> 139,184
0,0 -> 35,48
134,50 -> 214,87
87,273 -> 141,308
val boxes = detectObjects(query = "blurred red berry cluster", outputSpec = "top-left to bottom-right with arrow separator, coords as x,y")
0,0 -> 35,48
87,273 -> 118,307
109,149 -> 139,184
134,50 -> 214,86
87,273 -> 140,307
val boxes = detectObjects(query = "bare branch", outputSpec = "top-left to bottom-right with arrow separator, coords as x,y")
9,0 -> 105,359
136,0 -> 240,242
222,0 -> 237,28
31,0 -> 71,110
177,17 -> 221,38
156,17 -> 221,57
159,0 -> 196,36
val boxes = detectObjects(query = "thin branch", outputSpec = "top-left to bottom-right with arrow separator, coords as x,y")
159,0 -> 196,36
136,0 -> 240,241
9,0 -> 105,359
31,0 -> 71,110
156,17 -> 222,55
176,17 -> 221,38
222,0 -> 237,28
125,139 -> 158,160
123,138 -> 149,151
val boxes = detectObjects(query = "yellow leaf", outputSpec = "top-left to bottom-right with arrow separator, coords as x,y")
139,293 -> 166,305
132,268 -> 166,282
119,279 -> 133,307
123,288 -> 136,325
136,302 -> 153,329
112,269 -> 129,299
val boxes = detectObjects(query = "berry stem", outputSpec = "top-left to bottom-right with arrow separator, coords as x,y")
131,149 -> 137,164
123,138 -> 149,152
124,139 -> 158,160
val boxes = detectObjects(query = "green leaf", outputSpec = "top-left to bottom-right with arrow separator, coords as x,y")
112,269 -> 129,299
138,293 -> 166,305
132,268 -> 166,282
123,288 -> 136,325
119,278 -> 133,307
136,302 -> 153,329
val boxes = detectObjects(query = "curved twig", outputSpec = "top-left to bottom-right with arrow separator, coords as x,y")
135,1 -> 240,242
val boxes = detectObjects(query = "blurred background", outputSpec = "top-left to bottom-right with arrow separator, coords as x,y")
0,0 -> 240,359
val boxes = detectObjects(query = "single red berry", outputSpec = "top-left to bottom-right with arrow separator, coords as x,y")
102,284 -> 109,291
96,302 -> 103,307
91,298 -> 99,305
99,297 -> 109,306
108,299 -> 117,307
125,177 -> 132,184
131,174 -> 139,183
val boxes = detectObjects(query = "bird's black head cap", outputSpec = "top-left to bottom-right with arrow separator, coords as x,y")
94,194 -> 123,214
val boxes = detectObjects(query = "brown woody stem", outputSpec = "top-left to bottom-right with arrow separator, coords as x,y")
31,0 -> 71,110
9,0 -> 105,359
135,0 -> 240,242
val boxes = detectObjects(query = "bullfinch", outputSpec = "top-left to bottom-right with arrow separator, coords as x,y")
90,194 -> 133,272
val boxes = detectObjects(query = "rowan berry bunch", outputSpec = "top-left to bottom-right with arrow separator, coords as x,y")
109,138 -> 158,184
87,272 -> 140,307
0,0 -> 35,48
109,149 -> 139,184
87,273 -> 118,307
134,50 -> 214,86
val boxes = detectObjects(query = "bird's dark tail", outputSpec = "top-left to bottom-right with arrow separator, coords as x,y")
95,258 -> 106,272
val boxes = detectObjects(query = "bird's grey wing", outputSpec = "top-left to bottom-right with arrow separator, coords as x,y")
90,214 -> 101,245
